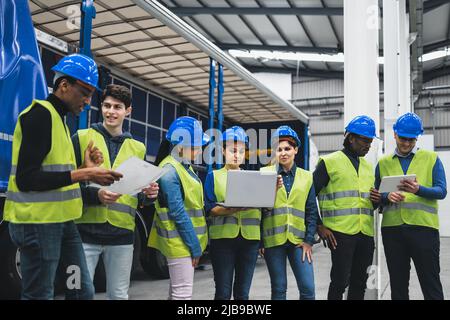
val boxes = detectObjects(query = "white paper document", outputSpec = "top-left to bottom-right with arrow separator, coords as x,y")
91,156 -> 169,195
379,174 -> 417,193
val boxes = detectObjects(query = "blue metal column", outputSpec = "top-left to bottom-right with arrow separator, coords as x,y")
216,63 -> 224,169
207,58 -> 216,172
303,124 -> 310,170
78,0 -> 96,129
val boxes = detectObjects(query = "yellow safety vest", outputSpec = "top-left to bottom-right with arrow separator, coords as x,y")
318,151 -> 375,237
148,155 -> 207,258
260,165 -> 312,248
4,100 -> 82,223
378,149 -> 439,230
209,167 -> 261,240
75,128 -> 146,231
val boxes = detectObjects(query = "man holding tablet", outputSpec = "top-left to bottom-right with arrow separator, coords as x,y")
373,112 -> 447,300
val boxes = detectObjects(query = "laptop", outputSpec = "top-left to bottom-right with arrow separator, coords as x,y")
216,170 -> 278,208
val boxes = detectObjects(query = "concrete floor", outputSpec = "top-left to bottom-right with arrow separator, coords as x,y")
94,237 -> 450,300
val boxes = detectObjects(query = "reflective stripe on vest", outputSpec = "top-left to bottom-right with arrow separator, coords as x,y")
158,209 -> 204,221
260,165 -> 312,248
318,151 -> 375,237
6,189 -> 81,203
74,128 -> 146,231
156,225 -> 207,239
318,190 -> 371,202
321,207 -> 374,218
10,164 -> 75,175
209,167 -> 261,240
263,225 -> 305,239
4,100 -> 82,223
378,149 -> 439,229
148,155 -> 208,258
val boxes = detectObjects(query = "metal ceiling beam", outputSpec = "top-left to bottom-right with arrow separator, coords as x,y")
423,66 -> 450,82
245,66 -> 344,79
133,0 -> 309,124
218,43 -> 340,54
410,0 -> 424,100
246,64 -> 450,83
423,0 -> 449,13
168,6 -> 344,16
423,39 -> 450,53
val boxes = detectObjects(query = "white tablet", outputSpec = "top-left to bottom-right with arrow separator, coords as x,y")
379,174 -> 417,193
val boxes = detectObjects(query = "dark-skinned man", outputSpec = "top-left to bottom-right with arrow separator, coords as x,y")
372,112 -> 446,300
4,54 -> 122,300
313,115 -> 380,300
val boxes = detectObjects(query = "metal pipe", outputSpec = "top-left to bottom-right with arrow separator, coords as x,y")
303,124 -> 310,170
422,85 -> 450,91
78,0 -> 96,130
216,63 -> 224,170
132,0 -> 309,124
208,58 -> 216,173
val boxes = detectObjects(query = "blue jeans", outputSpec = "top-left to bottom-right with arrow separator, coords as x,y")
210,236 -> 260,300
8,222 -> 94,300
83,243 -> 134,300
264,242 -> 315,300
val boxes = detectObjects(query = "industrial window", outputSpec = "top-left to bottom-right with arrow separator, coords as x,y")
130,122 -> 146,146
122,118 -> 130,132
146,127 -> 161,158
163,101 -> 176,129
200,115 -> 208,132
147,94 -> 162,127
131,87 -> 147,122
113,78 -> 131,89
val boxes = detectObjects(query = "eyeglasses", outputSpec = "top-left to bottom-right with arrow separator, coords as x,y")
354,134 -> 373,145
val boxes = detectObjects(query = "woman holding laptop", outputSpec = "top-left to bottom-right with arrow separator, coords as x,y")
260,125 -> 319,300
204,126 -> 262,300
148,116 -> 209,300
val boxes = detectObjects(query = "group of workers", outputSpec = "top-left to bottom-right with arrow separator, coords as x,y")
3,53 -> 447,301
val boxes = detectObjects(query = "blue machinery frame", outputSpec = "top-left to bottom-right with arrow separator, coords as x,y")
78,0 -> 96,129
207,58 -> 225,171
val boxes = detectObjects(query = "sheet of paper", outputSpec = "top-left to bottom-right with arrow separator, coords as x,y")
91,156 -> 169,195
379,174 -> 417,193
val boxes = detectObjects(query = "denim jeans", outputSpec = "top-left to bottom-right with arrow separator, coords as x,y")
83,243 -> 134,300
264,242 -> 315,300
8,221 -> 94,300
210,236 -> 260,300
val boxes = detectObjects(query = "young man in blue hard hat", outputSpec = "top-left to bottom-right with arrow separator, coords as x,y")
372,112 -> 447,300
313,115 -> 380,300
4,54 -> 123,300
71,84 -> 159,300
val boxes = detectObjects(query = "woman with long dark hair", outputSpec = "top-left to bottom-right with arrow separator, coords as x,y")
148,116 -> 209,300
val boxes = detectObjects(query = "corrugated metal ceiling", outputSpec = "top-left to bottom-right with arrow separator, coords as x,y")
29,0 -> 303,123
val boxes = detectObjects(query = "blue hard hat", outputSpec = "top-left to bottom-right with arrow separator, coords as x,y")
345,115 -> 377,139
271,125 -> 301,147
393,112 -> 423,138
166,116 -> 210,147
221,126 -> 249,146
51,54 -> 100,90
